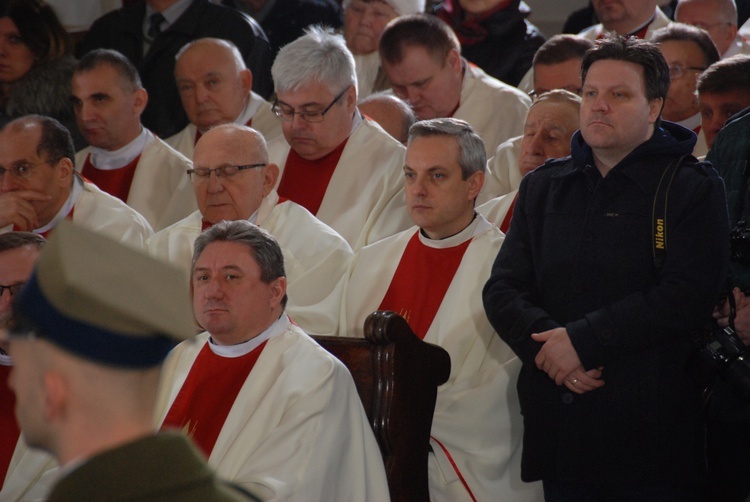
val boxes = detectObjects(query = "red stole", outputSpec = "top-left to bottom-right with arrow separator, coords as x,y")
500,192 -> 519,233
81,154 -> 140,204
378,232 -> 472,339
161,340 -> 268,458
276,139 -> 348,216
693,125 -> 702,134
0,365 -> 20,489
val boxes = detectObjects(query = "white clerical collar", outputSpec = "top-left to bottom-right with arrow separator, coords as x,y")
87,128 -> 152,170
234,93 -> 263,127
33,175 -> 84,235
0,353 -> 11,366
676,113 -> 701,131
417,213 -> 490,249
207,313 -> 288,358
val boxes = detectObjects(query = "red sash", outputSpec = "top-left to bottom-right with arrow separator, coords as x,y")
161,340 -> 267,458
0,365 -> 20,489
378,232 -> 471,339
81,154 -> 140,204
276,139 -> 348,216
500,193 -> 519,233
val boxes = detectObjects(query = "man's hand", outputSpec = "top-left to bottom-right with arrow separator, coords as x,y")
532,327 -> 584,385
0,191 -> 49,231
563,366 -> 605,394
715,288 -> 750,345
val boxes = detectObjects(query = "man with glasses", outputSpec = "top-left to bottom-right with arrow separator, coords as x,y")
167,38 -> 282,160
676,0 -> 750,59
72,49 -> 197,232
0,232 -> 46,498
0,115 -> 152,248
268,26 -> 410,250
379,14 -> 530,159
148,123 -> 352,336
652,23 -> 720,157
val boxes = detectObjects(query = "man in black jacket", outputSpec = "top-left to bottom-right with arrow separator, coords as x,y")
78,0 -> 273,139
483,35 -> 730,501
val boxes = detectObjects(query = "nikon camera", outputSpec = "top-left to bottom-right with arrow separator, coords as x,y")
696,326 -> 750,401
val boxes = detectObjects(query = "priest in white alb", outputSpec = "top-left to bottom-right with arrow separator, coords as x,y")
148,124 -> 351,336
72,49 -> 196,232
338,118 -> 542,502
166,38 -> 282,159
267,26 -> 410,250
156,220 -> 389,501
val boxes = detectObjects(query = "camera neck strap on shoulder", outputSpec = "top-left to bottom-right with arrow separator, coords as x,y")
652,154 -> 689,270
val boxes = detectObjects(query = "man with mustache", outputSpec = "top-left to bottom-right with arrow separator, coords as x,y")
484,35 -> 729,499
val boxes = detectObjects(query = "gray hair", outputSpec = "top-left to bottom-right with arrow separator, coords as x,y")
407,118 -> 486,179
531,89 -> 582,110
192,220 -> 287,307
175,37 -> 247,71
0,232 -> 45,254
271,26 -> 357,96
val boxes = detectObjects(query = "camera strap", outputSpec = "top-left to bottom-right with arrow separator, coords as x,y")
652,154 -> 689,270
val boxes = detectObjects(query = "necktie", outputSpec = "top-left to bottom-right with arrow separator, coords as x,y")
147,12 -> 165,40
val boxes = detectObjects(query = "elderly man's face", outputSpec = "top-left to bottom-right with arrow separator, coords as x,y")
384,47 -> 463,120
175,44 -> 252,132
192,130 -> 277,224
533,58 -> 583,97
276,82 -> 357,161
0,123 -> 73,229
658,40 -> 706,123
344,0 -> 398,55
592,0 -> 656,30
71,64 -> 146,151
404,135 -> 483,239
191,240 -> 285,345
519,100 -> 579,175
699,89 -> 750,147
580,59 -> 662,162
676,1 -> 736,56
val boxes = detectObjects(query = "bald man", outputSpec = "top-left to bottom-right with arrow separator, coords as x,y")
676,0 -> 750,59
166,38 -> 282,160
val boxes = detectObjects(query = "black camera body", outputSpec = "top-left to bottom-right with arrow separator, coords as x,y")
697,326 -> 750,401
730,221 -> 750,265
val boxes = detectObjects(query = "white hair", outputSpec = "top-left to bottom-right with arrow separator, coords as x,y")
271,26 -> 357,96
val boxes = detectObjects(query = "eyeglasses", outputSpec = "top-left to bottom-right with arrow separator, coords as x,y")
668,63 -> 706,80
0,159 -> 54,181
0,283 -> 24,297
187,163 -> 266,182
272,87 -> 349,123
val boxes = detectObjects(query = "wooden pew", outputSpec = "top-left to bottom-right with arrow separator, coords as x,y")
313,310 -> 451,502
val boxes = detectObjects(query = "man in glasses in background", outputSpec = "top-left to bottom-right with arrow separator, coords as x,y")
0,232 -> 45,498
267,26 -> 409,250
651,23 -> 721,158
0,115 -> 152,249
148,123 -> 351,336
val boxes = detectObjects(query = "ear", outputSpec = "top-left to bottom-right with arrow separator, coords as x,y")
269,276 -> 287,308
467,170 -> 484,201
262,163 -> 279,196
55,157 -> 74,189
648,97 -> 663,125
240,69 -> 253,95
43,370 -> 67,424
133,88 -> 148,115
344,84 -> 357,111
446,48 -> 462,75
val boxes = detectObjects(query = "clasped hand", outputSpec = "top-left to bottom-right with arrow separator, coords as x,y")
532,327 -> 604,394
